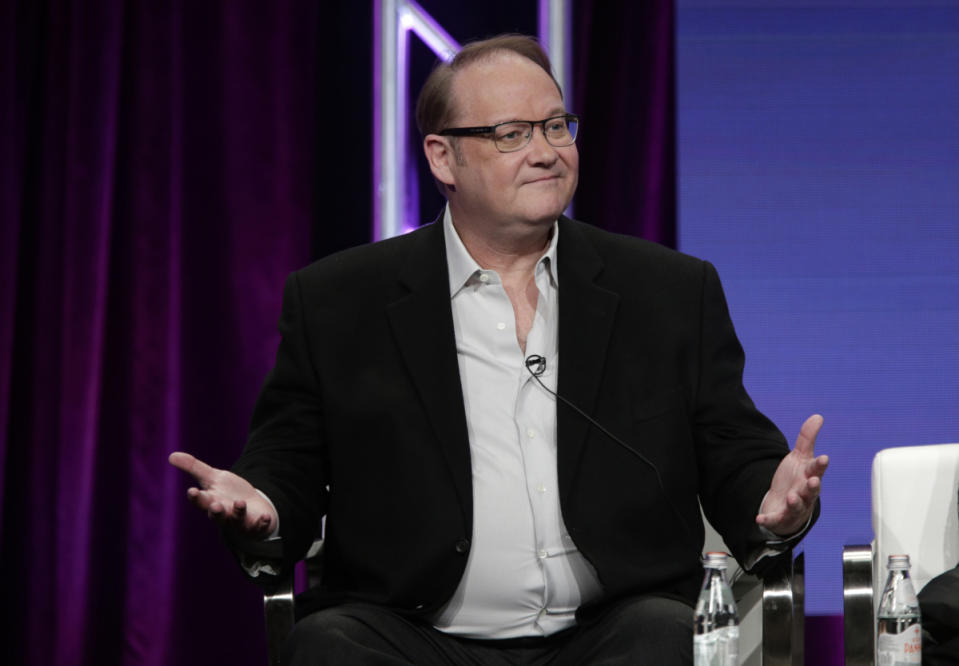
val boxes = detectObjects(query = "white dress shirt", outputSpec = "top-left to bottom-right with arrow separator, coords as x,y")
431,207 -> 603,639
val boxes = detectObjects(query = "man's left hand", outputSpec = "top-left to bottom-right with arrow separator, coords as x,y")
756,414 -> 829,537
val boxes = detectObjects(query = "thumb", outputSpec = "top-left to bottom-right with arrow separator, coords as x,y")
793,414 -> 824,457
169,451 -> 218,487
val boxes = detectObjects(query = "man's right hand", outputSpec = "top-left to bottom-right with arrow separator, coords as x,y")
168,451 -> 278,540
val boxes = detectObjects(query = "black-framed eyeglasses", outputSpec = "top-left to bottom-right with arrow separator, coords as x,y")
438,114 -> 580,153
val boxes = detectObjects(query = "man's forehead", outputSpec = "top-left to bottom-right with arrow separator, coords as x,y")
449,51 -> 563,123
453,51 -> 557,90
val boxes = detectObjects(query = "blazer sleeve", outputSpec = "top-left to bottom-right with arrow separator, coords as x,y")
230,270 -> 329,575
692,260 -> 803,567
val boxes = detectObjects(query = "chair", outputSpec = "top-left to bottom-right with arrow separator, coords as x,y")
842,443 -> 959,666
259,517 -> 804,666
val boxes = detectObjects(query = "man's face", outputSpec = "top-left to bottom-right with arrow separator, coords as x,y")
439,52 -> 579,234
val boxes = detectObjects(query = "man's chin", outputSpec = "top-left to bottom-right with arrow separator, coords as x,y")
517,194 -> 571,223
530,202 -> 570,224
516,210 -> 566,231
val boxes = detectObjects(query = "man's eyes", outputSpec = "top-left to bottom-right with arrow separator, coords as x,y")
496,125 -> 529,141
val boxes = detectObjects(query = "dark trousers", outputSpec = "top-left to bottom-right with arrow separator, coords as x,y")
282,595 -> 693,665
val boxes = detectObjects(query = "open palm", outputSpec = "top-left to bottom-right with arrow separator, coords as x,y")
169,451 -> 277,540
756,414 -> 829,536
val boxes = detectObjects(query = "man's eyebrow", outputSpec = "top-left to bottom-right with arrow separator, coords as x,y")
490,109 -> 569,125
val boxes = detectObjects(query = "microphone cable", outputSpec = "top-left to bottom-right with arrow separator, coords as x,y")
524,354 -> 704,564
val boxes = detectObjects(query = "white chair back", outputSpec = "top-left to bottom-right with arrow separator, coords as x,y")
871,443 -> 959,606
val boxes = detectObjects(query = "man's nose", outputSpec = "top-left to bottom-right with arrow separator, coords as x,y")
526,126 -> 558,163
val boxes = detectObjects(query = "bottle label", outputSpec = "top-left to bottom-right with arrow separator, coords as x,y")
877,623 -> 921,665
694,626 -> 739,666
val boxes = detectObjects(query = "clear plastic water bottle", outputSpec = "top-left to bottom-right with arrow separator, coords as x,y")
694,551 -> 739,666
876,554 -> 921,665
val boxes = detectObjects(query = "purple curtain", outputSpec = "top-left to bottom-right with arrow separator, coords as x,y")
573,0 -> 676,246
1,2 -> 673,664
2,2 -> 325,664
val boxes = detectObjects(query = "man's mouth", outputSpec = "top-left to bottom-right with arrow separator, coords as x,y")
526,174 -> 560,185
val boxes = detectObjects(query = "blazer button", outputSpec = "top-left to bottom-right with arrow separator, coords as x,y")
454,539 -> 470,554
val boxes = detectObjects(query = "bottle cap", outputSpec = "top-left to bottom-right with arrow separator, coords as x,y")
703,551 -> 729,568
887,554 -> 911,570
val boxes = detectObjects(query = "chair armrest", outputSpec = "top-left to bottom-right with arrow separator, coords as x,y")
758,549 -> 804,666
728,548 -> 804,665
264,578 -> 295,666
262,539 -> 324,666
842,544 -> 874,666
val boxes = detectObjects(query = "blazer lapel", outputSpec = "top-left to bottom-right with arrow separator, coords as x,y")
555,218 -> 620,505
386,221 -> 473,526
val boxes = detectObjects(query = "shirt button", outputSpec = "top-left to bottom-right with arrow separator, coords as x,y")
478,273 -> 489,283
527,429 -> 536,438
455,539 -> 471,554
538,549 -> 548,559
496,322 -> 506,330
535,483 -> 547,493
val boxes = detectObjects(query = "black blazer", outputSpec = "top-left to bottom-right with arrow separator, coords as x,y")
233,216 -> 795,617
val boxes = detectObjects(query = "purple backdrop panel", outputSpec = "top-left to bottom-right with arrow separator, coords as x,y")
678,0 -> 959,621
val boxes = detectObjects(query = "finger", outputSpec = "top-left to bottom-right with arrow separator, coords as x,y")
792,414 -> 824,457
213,508 -> 273,538
764,488 -> 809,519
806,454 -> 829,478
186,487 -> 215,511
186,488 -> 230,515
757,497 -> 811,534
756,495 -> 789,523
169,451 -> 197,472
207,502 -> 246,527
786,490 -> 803,512
798,457 -> 828,493
803,458 -> 825,476
169,451 -> 220,487
756,510 -> 786,527
249,514 -> 274,538
209,500 -> 225,517
789,477 -> 820,511
791,472 -> 820,502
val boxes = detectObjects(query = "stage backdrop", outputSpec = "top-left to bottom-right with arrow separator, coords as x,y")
677,0 -> 959,622
0,2 -> 674,665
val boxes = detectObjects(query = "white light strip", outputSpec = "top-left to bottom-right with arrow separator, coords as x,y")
374,0 -> 401,241
539,0 -> 573,105
539,0 -> 573,217
405,0 -> 459,63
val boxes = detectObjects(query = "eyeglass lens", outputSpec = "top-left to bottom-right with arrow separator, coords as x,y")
493,116 -> 578,152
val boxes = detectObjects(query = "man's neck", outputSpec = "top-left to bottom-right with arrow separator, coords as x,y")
449,213 -> 553,284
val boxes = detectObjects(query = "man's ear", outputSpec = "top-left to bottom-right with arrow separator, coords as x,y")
423,135 -> 456,188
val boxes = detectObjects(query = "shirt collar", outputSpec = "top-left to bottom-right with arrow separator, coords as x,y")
443,204 -> 559,297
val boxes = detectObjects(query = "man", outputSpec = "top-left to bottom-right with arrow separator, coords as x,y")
170,34 -> 828,664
